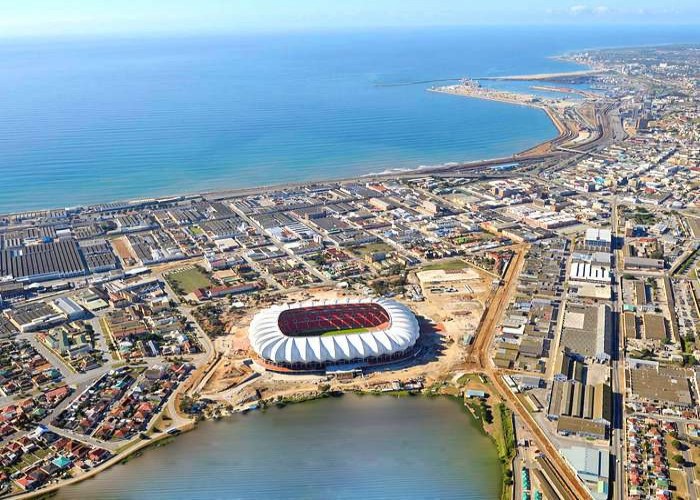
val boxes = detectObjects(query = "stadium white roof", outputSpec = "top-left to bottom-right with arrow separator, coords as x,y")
249,297 -> 419,365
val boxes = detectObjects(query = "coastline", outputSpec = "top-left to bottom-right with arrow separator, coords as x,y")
0,68 -> 596,217
0,101 -> 564,218
4,65 -> 596,500
6,35 -> 700,500
427,86 -> 570,136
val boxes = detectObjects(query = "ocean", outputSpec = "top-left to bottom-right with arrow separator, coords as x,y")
54,395 -> 503,500
1,25 -> 698,213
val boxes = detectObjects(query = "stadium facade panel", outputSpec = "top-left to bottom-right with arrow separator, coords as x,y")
249,297 -> 419,369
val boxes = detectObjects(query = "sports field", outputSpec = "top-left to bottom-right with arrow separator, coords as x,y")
318,327 -> 369,337
166,267 -> 213,294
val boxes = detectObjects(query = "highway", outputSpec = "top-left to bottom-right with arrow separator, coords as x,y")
0,76 -> 627,500
201,90 -> 624,211
437,98 -> 622,181
611,198 -> 627,500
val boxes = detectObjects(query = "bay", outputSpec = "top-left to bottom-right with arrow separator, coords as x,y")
2,26 -> 697,212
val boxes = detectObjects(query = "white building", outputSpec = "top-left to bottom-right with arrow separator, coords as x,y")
249,297 -> 419,370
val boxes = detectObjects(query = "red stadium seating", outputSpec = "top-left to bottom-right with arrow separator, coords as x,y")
278,303 -> 390,336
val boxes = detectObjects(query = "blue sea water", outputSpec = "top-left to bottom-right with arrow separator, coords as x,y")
0,25 -> 698,213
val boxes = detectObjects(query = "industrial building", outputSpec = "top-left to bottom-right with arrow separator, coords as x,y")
581,228 -> 612,253
559,303 -> 612,361
628,360 -> 693,409
561,446 -> 610,500
569,252 -> 612,283
0,240 -> 87,282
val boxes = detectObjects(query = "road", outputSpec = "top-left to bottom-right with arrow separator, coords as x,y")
678,421 -> 699,499
228,203 -> 330,285
18,331 -> 75,379
545,239 -> 572,380
0,273 -> 216,474
478,69 -> 607,81
610,197 -> 627,500
467,245 -> 590,499
0,74 -> 628,499
468,244 -> 592,500
489,369 -> 590,500
468,245 -> 526,367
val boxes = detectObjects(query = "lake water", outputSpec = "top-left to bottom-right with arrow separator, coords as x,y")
1,26 -> 698,212
55,395 -> 502,500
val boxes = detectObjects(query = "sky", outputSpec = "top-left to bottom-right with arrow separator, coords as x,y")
0,0 -> 698,37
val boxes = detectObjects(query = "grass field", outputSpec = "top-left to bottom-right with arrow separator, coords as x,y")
421,259 -> 467,271
167,267 -> 213,294
670,468 -> 689,500
352,242 -> 393,257
493,403 -> 516,500
319,327 -> 369,337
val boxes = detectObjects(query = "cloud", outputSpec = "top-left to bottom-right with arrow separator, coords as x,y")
569,5 -> 589,15
561,4 -> 614,16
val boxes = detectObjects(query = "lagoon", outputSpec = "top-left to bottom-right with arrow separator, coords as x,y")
55,395 -> 502,500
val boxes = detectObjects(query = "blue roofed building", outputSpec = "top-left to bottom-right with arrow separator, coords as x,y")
561,445 -> 609,500
52,456 -> 72,469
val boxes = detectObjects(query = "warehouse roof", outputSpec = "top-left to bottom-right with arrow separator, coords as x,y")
0,240 -> 87,281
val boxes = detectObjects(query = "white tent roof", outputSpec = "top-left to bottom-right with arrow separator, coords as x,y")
249,297 -> 419,365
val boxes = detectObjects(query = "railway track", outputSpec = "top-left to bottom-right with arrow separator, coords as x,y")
466,246 -> 592,500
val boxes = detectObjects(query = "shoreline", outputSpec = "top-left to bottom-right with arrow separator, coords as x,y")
477,68 -> 604,81
12,419 -> 197,500
0,68 -> 597,218
11,346 -> 219,500
0,141 -> 547,218
0,150 -> 525,217
4,63 -> 598,500
427,84 -> 578,148
0,130 -> 557,220
29,389 -> 505,500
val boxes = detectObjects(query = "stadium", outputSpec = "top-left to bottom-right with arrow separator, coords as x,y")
248,297 -> 420,372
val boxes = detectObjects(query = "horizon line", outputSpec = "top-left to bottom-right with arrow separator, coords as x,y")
1,22 -> 699,42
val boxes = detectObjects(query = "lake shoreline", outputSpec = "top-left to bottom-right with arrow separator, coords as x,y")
21,389 -> 503,500
44,391 -> 503,500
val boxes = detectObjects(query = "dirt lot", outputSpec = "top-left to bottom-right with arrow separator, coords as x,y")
111,236 -> 138,267
414,266 -> 491,344
203,358 -> 254,394
201,265 -> 494,406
